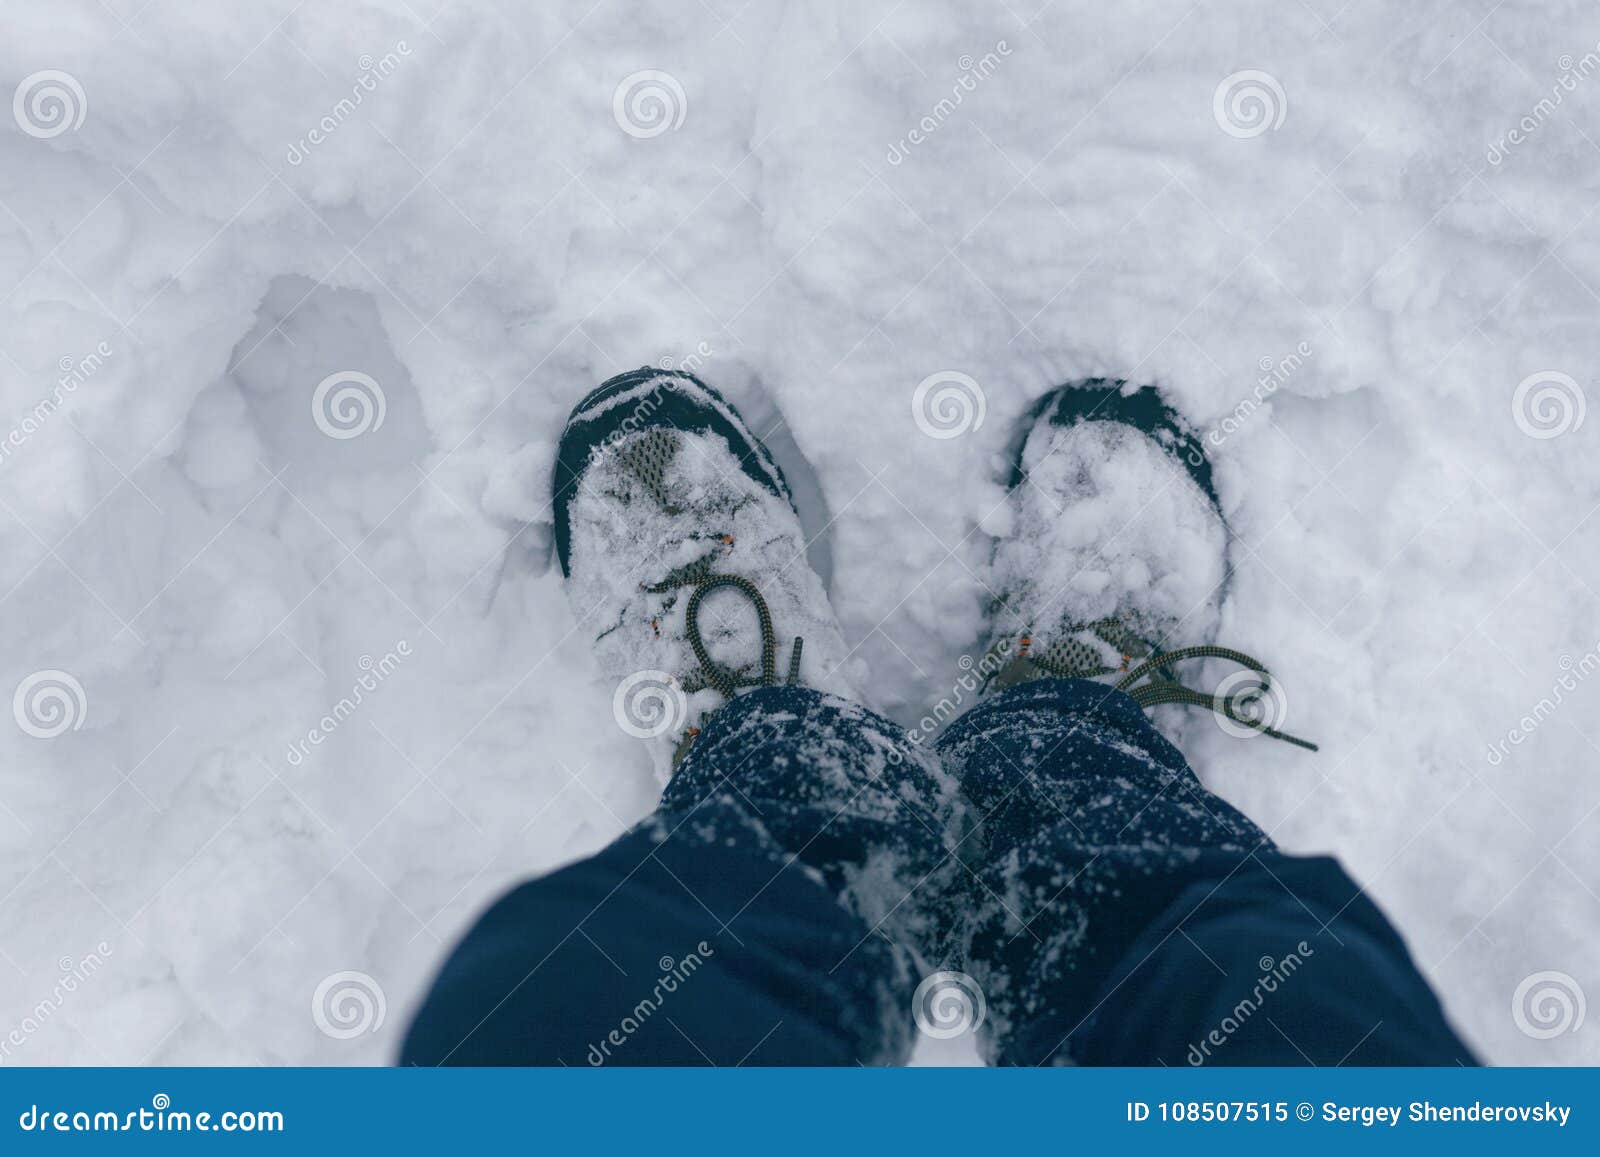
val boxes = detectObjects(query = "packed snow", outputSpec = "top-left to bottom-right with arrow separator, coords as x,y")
988,418 -> 1228,648
1,0 -> 1598,1065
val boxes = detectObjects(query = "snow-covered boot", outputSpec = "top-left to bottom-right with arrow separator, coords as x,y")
553,367 -> 859,775
979,379 -> 1315,750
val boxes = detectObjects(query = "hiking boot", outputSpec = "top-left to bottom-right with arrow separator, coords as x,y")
978,379 -> 1314,750
553,367 -> 859,774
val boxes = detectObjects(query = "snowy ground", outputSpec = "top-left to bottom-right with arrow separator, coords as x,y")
2,0 -> 1598,1065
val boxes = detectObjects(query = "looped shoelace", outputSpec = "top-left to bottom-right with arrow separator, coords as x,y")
1023,623 -> 1318,751
1115,645 -> 1317,751
645,566 -> 804,698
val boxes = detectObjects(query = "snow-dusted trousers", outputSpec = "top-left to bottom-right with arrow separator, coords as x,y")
401,680 -> 1473,1066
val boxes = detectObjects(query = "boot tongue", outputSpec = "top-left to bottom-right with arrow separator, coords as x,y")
983,619 -> 1148,693
617,427 -> 681,510
1033,627 -> 1131,681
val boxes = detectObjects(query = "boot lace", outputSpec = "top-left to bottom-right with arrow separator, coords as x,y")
995,619 -> 1318,751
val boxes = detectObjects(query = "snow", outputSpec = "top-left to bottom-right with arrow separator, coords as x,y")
989,418 -> 1227,646
2,0 -> 1598,1065
564,408 -> 863,778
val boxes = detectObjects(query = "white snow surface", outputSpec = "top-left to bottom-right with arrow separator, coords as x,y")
990,419 -> 1227,645
2,0 -> 1598,1065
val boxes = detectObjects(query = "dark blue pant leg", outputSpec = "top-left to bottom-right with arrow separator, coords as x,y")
401,686 -> 961,1066
937,677 -> 1475,1067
